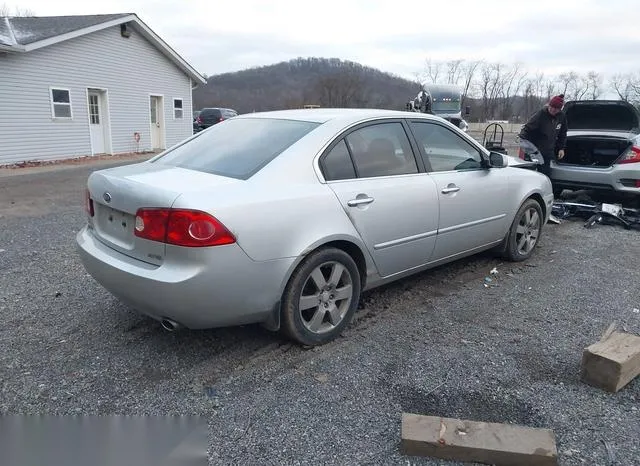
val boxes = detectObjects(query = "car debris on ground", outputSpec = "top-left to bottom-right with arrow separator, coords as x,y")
551,191 -> 640,230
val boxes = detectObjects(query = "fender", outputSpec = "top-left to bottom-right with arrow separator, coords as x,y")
262,233 -> 377,333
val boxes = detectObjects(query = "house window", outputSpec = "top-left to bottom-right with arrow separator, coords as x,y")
173,99 -> 183,119
50,88 -> 72,119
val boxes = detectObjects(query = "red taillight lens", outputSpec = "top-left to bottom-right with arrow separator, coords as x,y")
617,146 -> 640,164
86,189 -> 94,217
135,208 -> 170,243
518,147 -> 525,160
196,116 -> 202,124
134,208 -> 235,247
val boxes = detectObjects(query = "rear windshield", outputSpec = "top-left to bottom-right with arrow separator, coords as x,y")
201,108 -> 221,118
153,118 -> 321,179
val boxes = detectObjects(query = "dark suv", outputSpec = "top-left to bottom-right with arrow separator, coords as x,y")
194,107 -> 238,132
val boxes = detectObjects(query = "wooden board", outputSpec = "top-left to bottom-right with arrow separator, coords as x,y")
580,330 -> 640,392
400,413 -> 557,466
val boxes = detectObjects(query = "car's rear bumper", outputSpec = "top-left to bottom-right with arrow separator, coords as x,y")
76,226 -> 295,329
551,163 -> 640,195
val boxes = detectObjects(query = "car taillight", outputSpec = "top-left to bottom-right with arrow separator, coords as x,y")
518,148 -> 525,160
135,208 -> 170,243
134,208 -> 235,247
86,189 -> 94,217
196,116 -> 202,124
617,146 -> 640,164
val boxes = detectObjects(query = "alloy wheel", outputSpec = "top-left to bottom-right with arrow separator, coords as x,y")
515,207 -> 541,255
298,261 -> 354,334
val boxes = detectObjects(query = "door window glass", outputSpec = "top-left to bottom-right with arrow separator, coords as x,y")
410,122 -> 483,171
345,122 -> 418,178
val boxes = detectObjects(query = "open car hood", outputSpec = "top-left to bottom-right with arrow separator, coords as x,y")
564,100 -> 640,132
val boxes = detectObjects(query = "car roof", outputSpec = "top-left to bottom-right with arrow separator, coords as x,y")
200,107 -> 235,111
235,108 -> 439,125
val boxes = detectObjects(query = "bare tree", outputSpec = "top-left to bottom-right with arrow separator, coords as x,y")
521,78 -> 537,119
630,74 -> 640,104
532,72 -> 545,99
557,72 -> 580,99
499,62 -> 528,120
609,72 -> 640,103
585,71 -> 603,100
0,3 -> 34,16
476,62 -> 508,120
423,58 -> 443,84
445,59 -> 464,85
544,77 -> 557,101
314,67 -> 368,107
461,60 -> 481,94
610,73 -> 631,101
574,74 -> 592,100
460,59 -> 481,111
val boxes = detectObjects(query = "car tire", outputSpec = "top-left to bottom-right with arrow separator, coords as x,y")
502,199 -> 544,262
280,248 -> 361,346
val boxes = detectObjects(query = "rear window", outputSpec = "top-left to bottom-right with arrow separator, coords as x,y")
201,108 -> 221,117
153,118 -> 321,179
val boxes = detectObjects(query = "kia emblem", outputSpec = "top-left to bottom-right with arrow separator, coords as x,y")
103,192 -> 112,203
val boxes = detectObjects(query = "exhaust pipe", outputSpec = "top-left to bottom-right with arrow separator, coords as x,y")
160,318 -> 182,332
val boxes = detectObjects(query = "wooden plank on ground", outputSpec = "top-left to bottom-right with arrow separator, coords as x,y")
400,413 -> 557,466
580,330 -> 640,392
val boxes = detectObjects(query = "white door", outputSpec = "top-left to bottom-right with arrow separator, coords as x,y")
150,96 -> 164,150
88,92 -> 105,154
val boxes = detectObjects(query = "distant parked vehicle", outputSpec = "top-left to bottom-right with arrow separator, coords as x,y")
194,107 -> 238,132
192,111 -> 201,134
77,108 -> 553,346
524,100 -> 640,199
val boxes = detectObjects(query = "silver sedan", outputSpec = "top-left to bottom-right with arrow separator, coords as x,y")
76,109 -> 554,346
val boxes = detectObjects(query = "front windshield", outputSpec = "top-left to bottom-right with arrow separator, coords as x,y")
431,100 -> 461,114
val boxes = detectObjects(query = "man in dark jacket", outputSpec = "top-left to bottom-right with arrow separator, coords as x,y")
519,94 -> 568,177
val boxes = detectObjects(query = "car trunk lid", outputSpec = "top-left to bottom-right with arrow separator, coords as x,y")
565,100 -> 640,132
86,163 -> 238,265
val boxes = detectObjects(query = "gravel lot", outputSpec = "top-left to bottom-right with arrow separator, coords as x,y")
1,158 -> 639,465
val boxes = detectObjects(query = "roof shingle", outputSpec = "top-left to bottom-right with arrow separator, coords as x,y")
5,13 -> 131,45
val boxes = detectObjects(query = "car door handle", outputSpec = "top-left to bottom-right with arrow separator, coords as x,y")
441,186 -> 460,194
347,197 -> 374,207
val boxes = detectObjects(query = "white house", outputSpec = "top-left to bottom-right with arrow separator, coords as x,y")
0,13 -> 206,165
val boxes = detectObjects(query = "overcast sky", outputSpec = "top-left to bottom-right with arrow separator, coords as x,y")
12,0 -> 640,81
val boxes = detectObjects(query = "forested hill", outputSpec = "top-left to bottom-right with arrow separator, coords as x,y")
192,57 -> 420,113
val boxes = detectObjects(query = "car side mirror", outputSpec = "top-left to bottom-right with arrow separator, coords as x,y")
488,151 -> 507,168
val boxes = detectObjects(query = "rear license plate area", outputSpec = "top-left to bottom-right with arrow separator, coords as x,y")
95,205 -> 135,246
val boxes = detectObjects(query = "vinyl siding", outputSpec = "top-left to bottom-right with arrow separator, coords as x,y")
0,25 -> 194,164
